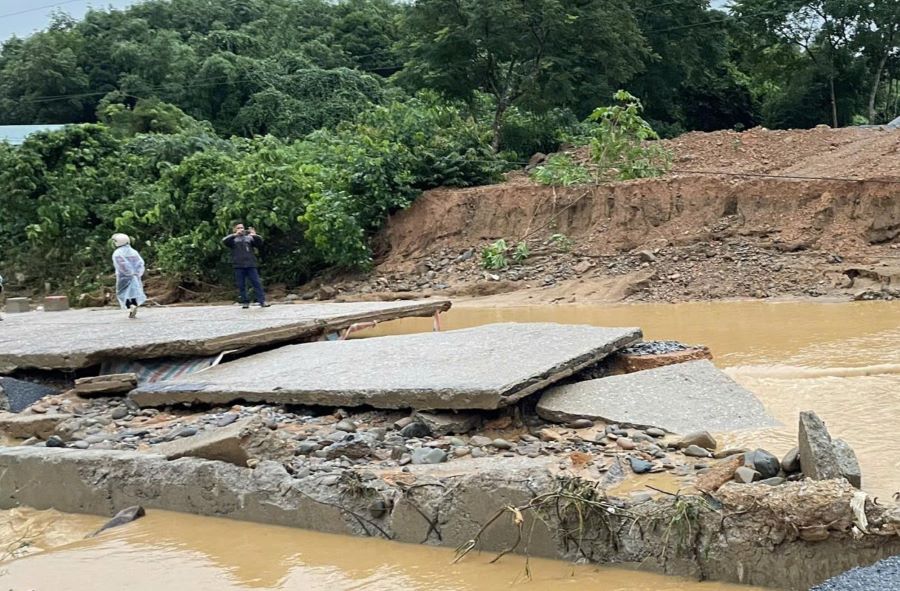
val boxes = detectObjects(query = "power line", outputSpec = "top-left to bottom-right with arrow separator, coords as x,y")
0,0 -> 86,20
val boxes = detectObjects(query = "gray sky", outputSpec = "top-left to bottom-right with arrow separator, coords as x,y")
0,0 -> 142,41
2,0 -> 732,42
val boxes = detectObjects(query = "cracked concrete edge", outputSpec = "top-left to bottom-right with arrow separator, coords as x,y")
0,446 -> 899,589
0,300 -> 452,372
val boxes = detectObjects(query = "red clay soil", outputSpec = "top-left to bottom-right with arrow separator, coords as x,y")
312,126 -> 900,304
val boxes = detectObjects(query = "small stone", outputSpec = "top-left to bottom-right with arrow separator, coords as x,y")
469,435 -> 493,447
733,466 -> 760,483
45,435 -> 65,448
393,417 -> 414,430
616,437 -> 636,450
175,426 -> 198,438
683,445 -> 711,458
632,433 -> 655,443
744,448 -> 780,479
637,250 -> 657,262
781,447 -> 801,473
676,431 -> 717,451
646,428 -> 666,438
538,429 -> 562,442
470,447 -> 486,458
111,407 -> 129,420
713,448 -> 748,459
400,422 -> 431,439
628,457 -> 653,474
70,440 -> 90,449
216,413 -> 240,427
490,438 -> 514,450
758,477 -> 785,486
453,446 -> 471,457
411,448 -> 447,465
295,441 -> 320,455
335,419 -> 357,433
566,419 -> 594,429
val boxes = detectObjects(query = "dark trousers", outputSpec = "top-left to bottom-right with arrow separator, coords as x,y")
125,298 -> 138,308
234,267 -> 265,305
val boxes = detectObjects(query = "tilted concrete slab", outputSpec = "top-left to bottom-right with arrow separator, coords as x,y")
129,323 -> 641,410
537,360 -> 777,434
0,301 -> 450,372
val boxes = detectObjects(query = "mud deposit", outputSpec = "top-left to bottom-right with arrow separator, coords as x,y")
0,508 -> 768,591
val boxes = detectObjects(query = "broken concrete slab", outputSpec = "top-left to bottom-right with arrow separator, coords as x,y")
130,323 -> 641,410
536,360 -> 776,434
0,300 -> 450,372
152,417 -> 292,467
833,438 -> 862,489
412,410 -> 482,436
74,373 -> 138,396
799,411 -> 843,481
0,377 -> 57,413
0,413 -> 72,439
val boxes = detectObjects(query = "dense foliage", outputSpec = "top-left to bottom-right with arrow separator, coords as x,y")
0,0 -> 897,295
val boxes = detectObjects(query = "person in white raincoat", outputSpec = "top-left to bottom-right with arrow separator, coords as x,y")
111,233 -> 146,319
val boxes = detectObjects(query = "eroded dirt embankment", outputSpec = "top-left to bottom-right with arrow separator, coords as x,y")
318,127 -> 900,305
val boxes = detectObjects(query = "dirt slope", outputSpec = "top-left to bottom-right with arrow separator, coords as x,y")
318,126 -> 900,304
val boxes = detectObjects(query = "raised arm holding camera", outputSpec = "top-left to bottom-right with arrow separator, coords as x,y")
222,222 -> 269,309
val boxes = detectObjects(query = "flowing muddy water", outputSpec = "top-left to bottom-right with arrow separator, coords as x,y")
374,300 -> 900,499
0,509 -> 768,591
1,300 -> 897,590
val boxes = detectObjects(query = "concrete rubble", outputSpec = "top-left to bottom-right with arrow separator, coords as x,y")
0,413 -> 72,440
799,411 -> 844,481
74,373 -> 138,396
153,417 -> 293,466
536,360 -> 777,433
128,323 -> 642,410
0,300 -> 451,372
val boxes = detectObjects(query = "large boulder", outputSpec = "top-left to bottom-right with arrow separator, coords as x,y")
798,411 -> 842,481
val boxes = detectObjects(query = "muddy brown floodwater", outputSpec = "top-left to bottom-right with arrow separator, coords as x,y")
1,509 -> 769,591
1,300 -> 897,591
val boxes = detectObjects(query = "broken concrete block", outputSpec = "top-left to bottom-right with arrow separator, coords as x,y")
131,324 -> 641,410
412,410 -> 481,436
0,377 -> 57,413
0,413 -> 73,440
152,418 -> 292,467
43,296 -> 69,312
5,297 -> 31,313
610,343 -> 713,374
538,361 -> 776,434
832,438 -> 862,489
677,431 -> 717,451
798,411 -> 842,481
75,373 -> 138,396
734,466 -> 761,484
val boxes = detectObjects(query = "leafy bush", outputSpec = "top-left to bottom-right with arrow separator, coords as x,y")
481,240 -> 509,270
530,154 -> 592,186
588,90 -> 672,180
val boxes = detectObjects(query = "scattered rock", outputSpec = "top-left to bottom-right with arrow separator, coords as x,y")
411,448 -> 447,465
677,431 -> 717,451
798,411 -> 842,481
153,417 -> 292,467
45,435 -> 65,448
566,418 -> 594,429
110,407 -> 129,420
216,413 -> 240,427
758,477 -> 785,486
683,444 -> 712,458
296,441 -> 320,455
695,454 -> 744,493
399,421 -> 431,439
469,435 -> 493,447
616,437 -> 636,450
733,466 -> 761,483
393,417 -> 414,430
628,457 -> 653,474
832,438 -> 862,489
713,448 -> 748,459
334,419 -> 357,433
490,438 -> 514,450
744,448 -> 780,479
323,435 -> 373,460
646,428 -> 666,438
781,447 -> 801,473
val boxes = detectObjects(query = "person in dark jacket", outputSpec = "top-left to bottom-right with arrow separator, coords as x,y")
222,223 -> 270,309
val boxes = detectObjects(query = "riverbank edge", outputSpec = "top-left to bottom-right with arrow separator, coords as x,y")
1,447 -> 898,589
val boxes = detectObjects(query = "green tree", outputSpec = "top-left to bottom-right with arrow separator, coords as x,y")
399,0 -> 648,150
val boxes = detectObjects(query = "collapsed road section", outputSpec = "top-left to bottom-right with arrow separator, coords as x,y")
128,323 -> 642,410
0,300 -> 450,372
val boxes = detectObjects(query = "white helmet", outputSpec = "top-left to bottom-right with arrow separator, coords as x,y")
112,233 -> 130,247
